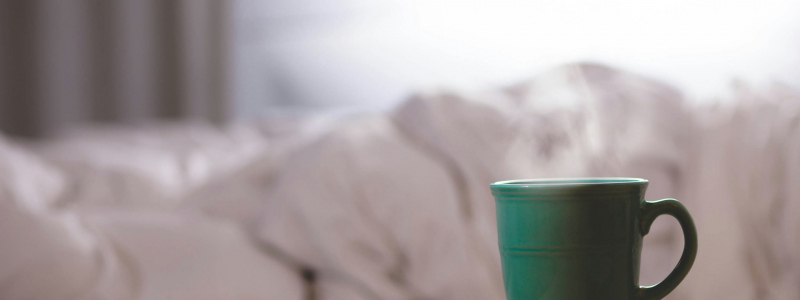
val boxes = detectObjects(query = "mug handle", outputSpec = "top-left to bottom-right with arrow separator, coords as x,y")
636,198 -> 698,300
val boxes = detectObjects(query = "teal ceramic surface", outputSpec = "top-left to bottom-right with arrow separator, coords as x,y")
490,178 -> 697,300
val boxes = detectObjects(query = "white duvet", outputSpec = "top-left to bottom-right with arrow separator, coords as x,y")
1,63 -> 799,299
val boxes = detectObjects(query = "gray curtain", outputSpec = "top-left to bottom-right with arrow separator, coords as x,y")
0,0 -> 232,138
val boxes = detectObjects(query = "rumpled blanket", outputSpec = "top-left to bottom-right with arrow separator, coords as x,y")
1,63 -> 798,300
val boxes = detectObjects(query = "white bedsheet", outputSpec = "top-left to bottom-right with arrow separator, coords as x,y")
1,63 -> 799,300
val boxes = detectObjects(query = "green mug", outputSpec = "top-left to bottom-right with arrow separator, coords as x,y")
490,178 -> 697,300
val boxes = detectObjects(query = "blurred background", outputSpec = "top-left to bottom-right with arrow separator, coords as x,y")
1,0 -> 800,299
1,0 -> 799,137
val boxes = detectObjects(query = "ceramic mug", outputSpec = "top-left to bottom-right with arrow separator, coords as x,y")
490,178 -> 697,300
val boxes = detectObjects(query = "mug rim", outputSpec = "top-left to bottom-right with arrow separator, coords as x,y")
491,177 -> 648,188
490,177 -> 649,197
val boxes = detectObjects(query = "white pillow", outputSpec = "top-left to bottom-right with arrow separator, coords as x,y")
30,123 -> 269,209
